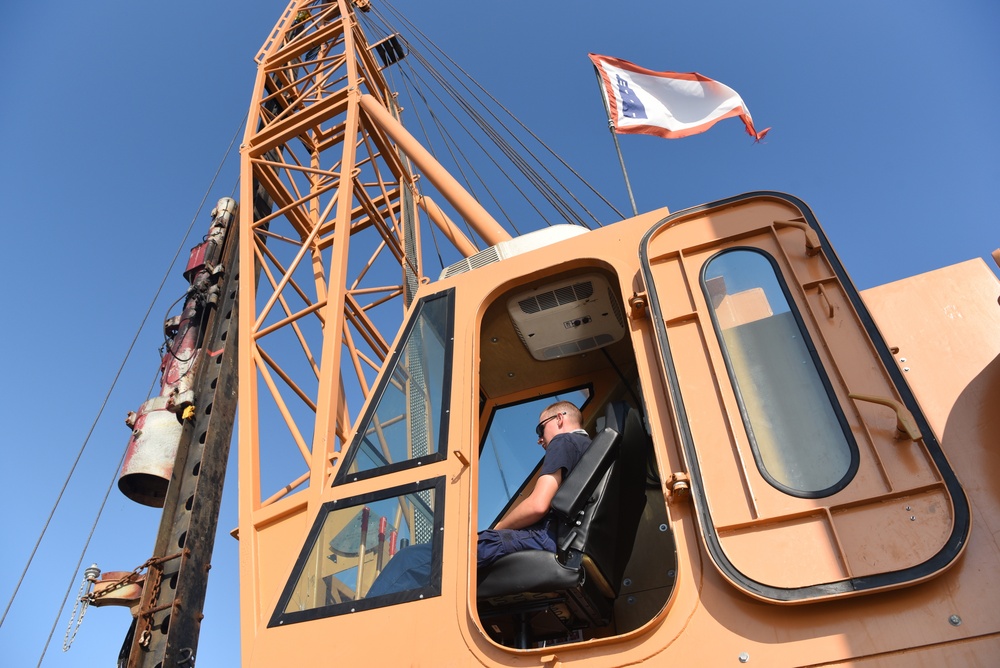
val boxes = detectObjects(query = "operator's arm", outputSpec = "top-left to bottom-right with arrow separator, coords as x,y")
493,470 -> 563,531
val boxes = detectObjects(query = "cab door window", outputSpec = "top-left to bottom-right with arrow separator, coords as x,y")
703,249 -> 857,496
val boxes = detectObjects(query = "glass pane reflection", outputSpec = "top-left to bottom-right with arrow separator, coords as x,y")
704,250 -> 853,495
281,482 -> 440,618
340,292 -> 452,481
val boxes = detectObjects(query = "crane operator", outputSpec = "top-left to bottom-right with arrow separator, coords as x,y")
477,401 -> 590,568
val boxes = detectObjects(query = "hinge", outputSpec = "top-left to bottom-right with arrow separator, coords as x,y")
667,472 -> 690,501
628,292 -> 648,320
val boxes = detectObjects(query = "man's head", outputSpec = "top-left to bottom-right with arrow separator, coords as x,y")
536,401 -> 583,447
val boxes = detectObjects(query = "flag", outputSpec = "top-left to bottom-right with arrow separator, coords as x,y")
589,53 -> 770,141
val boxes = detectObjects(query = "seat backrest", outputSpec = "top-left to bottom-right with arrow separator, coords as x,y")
549,404 -> 648,594
549,424 -> 620,521
603,400 -> 629,435
581,406 -> 649,593
548,400 -> 634,522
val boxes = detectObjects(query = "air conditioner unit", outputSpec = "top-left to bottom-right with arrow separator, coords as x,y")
507,273 -> 626,361
439,225 -> 588,279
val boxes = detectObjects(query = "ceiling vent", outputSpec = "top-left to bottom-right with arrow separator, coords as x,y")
507,273 -> 626,361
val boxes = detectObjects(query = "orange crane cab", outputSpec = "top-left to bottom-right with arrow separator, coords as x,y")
244,191 -> 999,665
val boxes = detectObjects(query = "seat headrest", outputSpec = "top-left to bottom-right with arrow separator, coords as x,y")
550,426 -> 620,520
604,401 -> 629,434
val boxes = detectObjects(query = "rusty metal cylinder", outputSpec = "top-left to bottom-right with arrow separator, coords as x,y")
116,198 -> 236,508
118,396 -> 184,507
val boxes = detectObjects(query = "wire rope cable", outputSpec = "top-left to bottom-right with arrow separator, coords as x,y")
370,1 -> 625,222
2,113 -> 246,641
36,382 -> 143,667
392,28 -> 570,230
404,50 -> 591,229
412,72 -> 506,231
397,58 -> 544,233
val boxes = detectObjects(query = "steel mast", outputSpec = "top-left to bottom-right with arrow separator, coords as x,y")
235,0 -> 506,657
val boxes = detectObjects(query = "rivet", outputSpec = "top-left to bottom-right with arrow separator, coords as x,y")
623,578 -> 632,587
627,596 -> 636,604
910,516 -> 916,521
507,372 -> 515,378
903,367 -> 910,372
949,615 -> 962,626
899,357 -> 907,363
667,570 -> 676,578
491,337 -> 498,343
905,506 -> 911,511
739,652 -> 750,663
659,524 -> 668,532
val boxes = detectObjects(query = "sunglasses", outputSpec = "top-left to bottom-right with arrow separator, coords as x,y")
535,412 -> 566,439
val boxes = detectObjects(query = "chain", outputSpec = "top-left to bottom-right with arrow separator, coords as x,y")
62,565 -> 101,651
138,558 -> 166,649
63,552 -> 182,656
62,557 -> 157,652
88,558 -> 156,602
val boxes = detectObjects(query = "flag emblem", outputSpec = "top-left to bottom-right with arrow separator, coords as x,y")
590,53 -> 769,141
616,75 -> 647,120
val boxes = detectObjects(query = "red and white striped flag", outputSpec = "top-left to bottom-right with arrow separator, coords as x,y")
589,53 -> 770,141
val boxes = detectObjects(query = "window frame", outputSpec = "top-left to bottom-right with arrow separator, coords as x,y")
268,476 -> 446,627
333,288 -> 455,485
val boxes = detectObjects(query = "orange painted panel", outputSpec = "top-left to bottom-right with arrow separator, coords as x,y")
640,192 -> 970,603
719,512 -> 848,587
833,487 -> 953,577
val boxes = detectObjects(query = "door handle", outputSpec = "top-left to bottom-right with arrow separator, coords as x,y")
774,218 -> 821,256
849,393 -> 922,441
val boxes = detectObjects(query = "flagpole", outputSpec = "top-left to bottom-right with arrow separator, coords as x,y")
593,67 -> 639,217
608,120 -> 639,217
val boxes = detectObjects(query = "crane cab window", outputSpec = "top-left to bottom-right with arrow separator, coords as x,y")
270,290 -> 455,626
269,478 -> 444,625
703,249 -> 857,496
334,289 -> 454,484
478,390 -> 592,530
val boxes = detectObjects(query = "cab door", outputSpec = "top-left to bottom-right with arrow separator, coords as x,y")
639,192 -> 969,603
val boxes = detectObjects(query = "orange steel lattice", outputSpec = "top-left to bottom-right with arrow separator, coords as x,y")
235,0 -> 491,640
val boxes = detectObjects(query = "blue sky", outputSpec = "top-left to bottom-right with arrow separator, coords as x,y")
1,1 -> 997,665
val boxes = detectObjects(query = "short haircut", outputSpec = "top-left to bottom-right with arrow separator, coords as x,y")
542,400 -> 582,426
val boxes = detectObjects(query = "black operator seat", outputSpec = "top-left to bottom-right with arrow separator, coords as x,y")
476,402 -> 649,640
